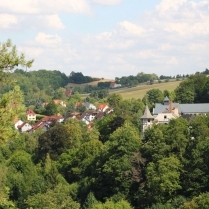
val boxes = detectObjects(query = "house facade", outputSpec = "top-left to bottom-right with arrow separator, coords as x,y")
26,109 -> 36,121
18,122 -> 32,133
110,82 -> 122,88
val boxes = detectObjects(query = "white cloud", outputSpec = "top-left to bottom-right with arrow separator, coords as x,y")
0,0 -> 92,15
19,0 -> 209,78
117,21 -> 146,36
91,0 -> 122,6
41,14 -> 65,30
0,14 -> 18,29
19,46 -> 43,59
156,0 -> 187,13
154,0 -> 209,36
167,57 -> 179,65
0,0 -> 92,30
34,33 -> 62,46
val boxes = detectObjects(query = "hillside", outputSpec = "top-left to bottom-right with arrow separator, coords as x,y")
80,80 -> 181,100
66,78 -> 114,88
114,80 -> 181,99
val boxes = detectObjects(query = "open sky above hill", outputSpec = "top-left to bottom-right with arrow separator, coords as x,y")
0,0 -> 208,78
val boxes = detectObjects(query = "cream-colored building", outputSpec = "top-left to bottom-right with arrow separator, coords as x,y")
26,109 -> 36,121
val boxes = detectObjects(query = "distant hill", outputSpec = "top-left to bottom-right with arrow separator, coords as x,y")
66,78 -> 114,88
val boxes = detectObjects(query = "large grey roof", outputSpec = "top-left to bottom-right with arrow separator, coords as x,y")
141,105 -> 154,119
153,103 -> 179,115
179,104 -> 209,114
153,103 -> 209,115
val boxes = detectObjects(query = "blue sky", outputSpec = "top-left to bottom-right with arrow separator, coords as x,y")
0,0 -> 208,78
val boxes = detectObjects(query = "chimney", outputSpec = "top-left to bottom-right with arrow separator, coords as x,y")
169,101 -> 172,113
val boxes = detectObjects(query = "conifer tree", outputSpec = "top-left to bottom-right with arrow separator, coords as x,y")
0,39 -> 33,143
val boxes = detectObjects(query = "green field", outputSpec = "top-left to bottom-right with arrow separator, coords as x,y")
79,79 -> 182,100
111,80 -> 181,100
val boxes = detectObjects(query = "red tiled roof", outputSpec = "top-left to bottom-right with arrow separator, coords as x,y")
110,82 -> 116,87
30,115 -> 63,131
65,90 -> 72,97
26,109 -> 36,115
97,104 -> 107,110
30,121 -> 47,131
17,122 -> 27,129
75,102 -> 84,107
53,100 -> 62,105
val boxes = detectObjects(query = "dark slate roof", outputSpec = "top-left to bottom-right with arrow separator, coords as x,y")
163,96 -> 170,102
153,103 -> 209,115
141,105 -> 154,119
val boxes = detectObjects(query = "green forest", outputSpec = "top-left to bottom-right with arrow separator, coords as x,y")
2,40 -> 209,209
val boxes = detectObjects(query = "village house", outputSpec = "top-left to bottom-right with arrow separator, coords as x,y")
14,119 -> 24,129
17,122 -> 32,133
30,115 -> 64,132
53,99 -> 66,107
75,102 -> 84,108
78,110 -> 97,125
97,104 -> 109,112
83,102 -> 97,110
64,112 -> 80,120
42,100 -> 67,108
153,96 -> 209,116
110,82 -> 122,88
26,109 -> 36,121
65,90 -> 72,97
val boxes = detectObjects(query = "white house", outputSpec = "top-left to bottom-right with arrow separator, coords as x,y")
79,110 -> 97,125
84,102 -> 96,110
18,122 -> 32,133
154,112 -> 178,124
14,120 -> 24,129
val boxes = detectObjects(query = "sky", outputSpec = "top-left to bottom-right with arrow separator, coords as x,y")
0,0 -> 208,78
